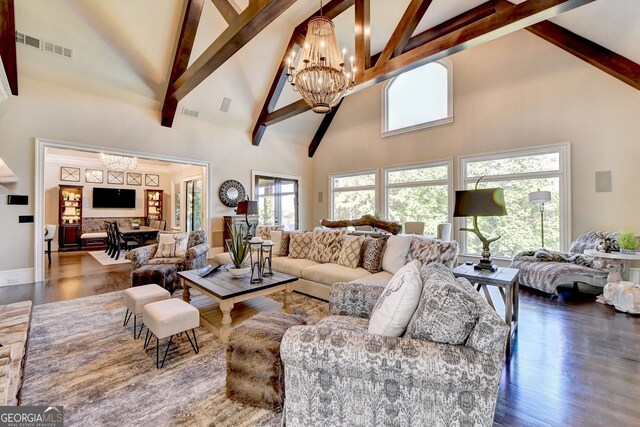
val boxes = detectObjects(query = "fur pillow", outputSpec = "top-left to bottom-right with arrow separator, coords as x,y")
155,232 -> 189,258
279,231 -> 291,256
359,236 -> 387,273
256,225 -> 283,241
288,232 -> 313,259
406,236 -> 459,268
337,236 -> 365,269
308,230 -> 346,263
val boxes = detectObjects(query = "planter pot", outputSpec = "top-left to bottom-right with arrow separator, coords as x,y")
229,267 -> 250,277
621,249 -> 637,255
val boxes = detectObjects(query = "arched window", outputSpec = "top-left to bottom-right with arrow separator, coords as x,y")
382,59 -> 453,136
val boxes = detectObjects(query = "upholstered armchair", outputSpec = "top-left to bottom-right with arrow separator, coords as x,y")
127,230 -> 209,273
280,279 -> 509,426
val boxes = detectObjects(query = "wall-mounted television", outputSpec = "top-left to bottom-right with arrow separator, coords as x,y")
93,188 -> 136,208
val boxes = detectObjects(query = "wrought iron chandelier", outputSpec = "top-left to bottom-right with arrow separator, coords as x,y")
99,153 -> 138,172
286,8 -> 355,113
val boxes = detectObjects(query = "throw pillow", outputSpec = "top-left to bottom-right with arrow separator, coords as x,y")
337,236 -> 365,269
406,263 -> 479,345
368,260 -> 423,337
256,225 -> 283,241
308,230 -> 346,263
155,232 -> 189,258
279,231 -> 291,256
270,230 -> 282,255
359,236 -> 387,273
406,236 -> 459,268
288,231 -> 313,259
381,235 -> 412,274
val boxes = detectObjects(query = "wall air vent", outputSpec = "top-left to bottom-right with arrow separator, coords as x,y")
16,31 -> 73,59
181,107 -> 199,118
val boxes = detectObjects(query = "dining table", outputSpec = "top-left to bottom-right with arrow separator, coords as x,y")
119,226 -> 160,246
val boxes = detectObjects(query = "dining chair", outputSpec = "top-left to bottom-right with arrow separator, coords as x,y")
437,223 -> 452,241
404,221 -> 425,235
111,222 -> 138,260
44,224 -> 57,265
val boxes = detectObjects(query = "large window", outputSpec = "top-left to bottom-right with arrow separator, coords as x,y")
254,175 -> 299,230
384,161 -> 452,235
461,145 -> 570,257
330,171 -> 376,220
382,60 -> 453,137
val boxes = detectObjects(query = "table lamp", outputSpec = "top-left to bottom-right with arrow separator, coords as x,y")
529,190 -> 551,248
236,200 -> 258,239
454,181 -> 507,272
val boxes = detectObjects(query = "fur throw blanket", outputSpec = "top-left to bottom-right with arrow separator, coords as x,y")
513,248 -> 600,268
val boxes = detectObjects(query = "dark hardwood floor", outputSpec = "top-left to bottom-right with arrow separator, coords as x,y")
1,253 -> 639,426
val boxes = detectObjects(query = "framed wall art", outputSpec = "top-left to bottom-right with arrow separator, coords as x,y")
107,171 -> 124,185
127,172 -> 142,186
60,167 -> 80,182
85,169 -> 103,184
145,174 -> 159,187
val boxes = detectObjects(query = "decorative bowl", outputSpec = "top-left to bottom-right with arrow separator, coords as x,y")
229,267 -> 250,277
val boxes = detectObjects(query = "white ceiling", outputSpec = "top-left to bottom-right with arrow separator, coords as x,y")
12,0 -> 640,145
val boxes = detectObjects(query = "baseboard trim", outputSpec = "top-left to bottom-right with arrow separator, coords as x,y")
0,268 -> 36,287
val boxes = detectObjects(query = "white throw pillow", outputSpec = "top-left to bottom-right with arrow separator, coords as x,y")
368,260 -> 423,337
270,230 -> 282,256
155,232 -> 189,258
381,235 -> 412,273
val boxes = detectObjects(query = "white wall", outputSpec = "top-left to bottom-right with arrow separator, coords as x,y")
311,31 -> 640,243
0,77 -> 312,276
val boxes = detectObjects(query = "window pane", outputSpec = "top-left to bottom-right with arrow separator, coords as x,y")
465,177 -> 560,256
388,165 -> 448,184
333,173 -> 375,188
387,62 -> 448,131
387,185 -> 449,235
258,195 -> 276,225
333,190 -> 375,220
173,182 -> 180,228
467,153 -> 559,177
281,194 -> 296,230
193,179 -> 202,231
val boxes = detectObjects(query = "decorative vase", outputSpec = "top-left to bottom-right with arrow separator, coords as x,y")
229,267 -> 250,277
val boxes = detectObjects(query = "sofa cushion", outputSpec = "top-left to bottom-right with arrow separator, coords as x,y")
309,230 -> 346,263
301,263 -> 371,286
406,236 -> 459,268
406,263 -> 479,345
359,236 -> 387,273
155,232 -> 189,258
337,236 -> 364,269
382,235 -> 412,274
271,257 -> 320,277
279,231 -> 291,257
351,271 -> 393,287
368,260 -> 423,337
288,232 -> 313,259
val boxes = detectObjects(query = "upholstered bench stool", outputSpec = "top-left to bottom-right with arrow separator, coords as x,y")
132,264 -> 179,293
123,284 -> 170,338
226,312 -> 306,411
143,299 -> 200,368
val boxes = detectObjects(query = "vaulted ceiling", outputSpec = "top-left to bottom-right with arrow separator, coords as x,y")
3,0 -> 639,149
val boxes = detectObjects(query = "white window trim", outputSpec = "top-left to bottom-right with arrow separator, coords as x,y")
381,58 -> 454,138
329,169 -> 378,220
382,159 -> 454,225
457,143 -> 571,258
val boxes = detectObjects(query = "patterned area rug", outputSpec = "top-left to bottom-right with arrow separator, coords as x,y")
20,290 -> 329,426
88,251 -> 130,266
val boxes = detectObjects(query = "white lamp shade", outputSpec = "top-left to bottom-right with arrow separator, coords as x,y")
529,191 -> 551,204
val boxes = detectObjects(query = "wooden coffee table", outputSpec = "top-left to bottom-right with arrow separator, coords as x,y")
178,268 -> 298,342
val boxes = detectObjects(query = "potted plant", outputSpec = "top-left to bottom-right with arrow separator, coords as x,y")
130,219 -> 141,229
618,230 -> 637,254
226,224 -> 250,277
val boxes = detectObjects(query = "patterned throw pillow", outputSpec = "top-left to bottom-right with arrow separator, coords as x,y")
308,230 -> 346,263
155,232 -> 189,258
406,236 -> 459,268
337,236 -> 365,269
359,236 -> 387,273
256,225 -> 283,241
406,263 -> 479,345
279,231 -> 291,256
288,232 -> 313,259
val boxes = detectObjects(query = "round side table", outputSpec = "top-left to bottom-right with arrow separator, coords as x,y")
584,249 -> 640,283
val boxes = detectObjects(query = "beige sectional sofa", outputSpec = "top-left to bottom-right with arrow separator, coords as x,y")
214,228 -> 458,301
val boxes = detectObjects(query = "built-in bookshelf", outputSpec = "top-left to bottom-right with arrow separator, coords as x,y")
58,184 -> 83,251
145,189 -> 163,225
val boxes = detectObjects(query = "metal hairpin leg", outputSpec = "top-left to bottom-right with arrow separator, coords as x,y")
123,309 -> 132,327
157,336 -> 174,369
144,329 -> 152,349
185,329 -> 199,354
134,318 -> 145,339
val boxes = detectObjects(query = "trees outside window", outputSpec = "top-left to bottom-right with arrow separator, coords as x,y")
255,175 -> 299,230
330,171 -> 376,220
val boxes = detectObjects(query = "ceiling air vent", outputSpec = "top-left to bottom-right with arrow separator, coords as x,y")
15,31 -> 41,49
43,41 -> 73,59
181,107 -> 199,118
15,31 -> 72,59
220,97 -> 232,113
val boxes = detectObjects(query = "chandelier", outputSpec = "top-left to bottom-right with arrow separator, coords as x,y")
99,153 -> 138,172
287,14 -> 355,113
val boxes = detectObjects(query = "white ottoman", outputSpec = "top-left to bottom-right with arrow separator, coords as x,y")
143,299 -> 200,368
123,284 -> 171,339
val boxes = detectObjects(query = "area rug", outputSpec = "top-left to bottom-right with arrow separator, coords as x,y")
20,290 -> 329,426
88,250 -> 130,266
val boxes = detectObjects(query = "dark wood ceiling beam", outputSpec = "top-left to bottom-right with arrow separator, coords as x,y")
211,0 -> 241,24
161,0 -> 205,127
168,0 -> 297,105
527,20 -> 640,90
0,0 -> 18,95
308,98 -> 343,157
376,0 -> 433,66
263,99 -> 310,126
355,0 -> 371,71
